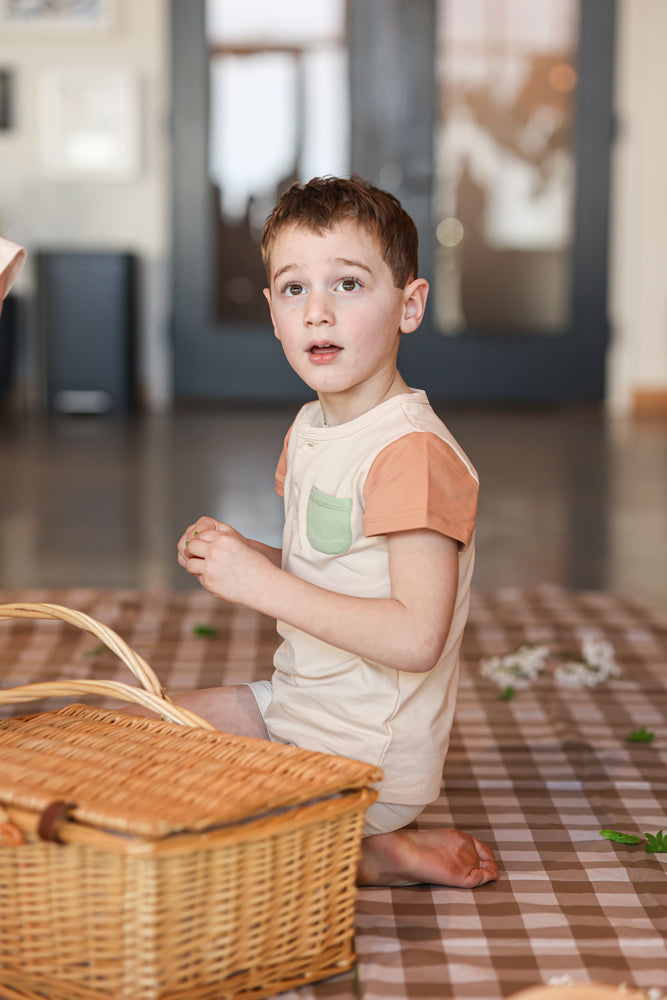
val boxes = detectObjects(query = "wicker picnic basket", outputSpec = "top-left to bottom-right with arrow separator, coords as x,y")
0,603 -> 382,1000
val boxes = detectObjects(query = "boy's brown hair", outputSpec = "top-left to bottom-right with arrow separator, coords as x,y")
261,175 -> 419,289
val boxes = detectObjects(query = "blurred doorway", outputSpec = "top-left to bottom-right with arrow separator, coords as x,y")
171,0 -> 615,402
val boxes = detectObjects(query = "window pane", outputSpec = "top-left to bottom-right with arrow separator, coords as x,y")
433,0 -> 578,334
207,0 -> 345,45
207,0 -> 349,326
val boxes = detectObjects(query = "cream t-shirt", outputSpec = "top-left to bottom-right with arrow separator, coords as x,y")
264,390 -> 478,805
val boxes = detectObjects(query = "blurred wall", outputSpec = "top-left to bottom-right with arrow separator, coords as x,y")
0,0 -> 171,409
0,0 -> 665,414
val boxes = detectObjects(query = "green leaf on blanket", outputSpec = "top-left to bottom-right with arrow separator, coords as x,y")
84,643 -> 111,657
498,685 -> 516,701
628,725 -> 655,743
192,624 -> 218,638
600,829 -> 644,845
644,830 -> 667,853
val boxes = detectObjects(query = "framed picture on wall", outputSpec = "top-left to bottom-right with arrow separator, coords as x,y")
0,0 -> 115,31
40,66 -> 140,181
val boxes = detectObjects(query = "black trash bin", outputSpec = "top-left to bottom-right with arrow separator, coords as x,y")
37,250 -> 137,415
0,295 -> 18,408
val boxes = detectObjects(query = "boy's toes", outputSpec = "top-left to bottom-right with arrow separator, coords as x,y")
470,858 -> 498,886
472,838 -> 499,884
462,857 -> 497,887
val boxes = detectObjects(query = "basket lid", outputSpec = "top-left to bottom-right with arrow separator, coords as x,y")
0,704 -> 382,838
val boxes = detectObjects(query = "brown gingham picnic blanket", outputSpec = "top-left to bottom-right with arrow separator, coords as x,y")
0,584 -> 665,999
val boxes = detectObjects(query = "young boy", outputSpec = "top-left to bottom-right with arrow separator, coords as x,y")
175,176 -> 497,888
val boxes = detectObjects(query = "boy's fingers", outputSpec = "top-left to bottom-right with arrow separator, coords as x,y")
183,531 -> 222,560
184,539 -> 206,558
183,528 -> 210,549
200,528 -> 221,538
194,515 -> 219,533
185,531 -> 219,558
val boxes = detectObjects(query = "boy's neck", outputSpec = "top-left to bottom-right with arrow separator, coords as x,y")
319,370 -> 411,426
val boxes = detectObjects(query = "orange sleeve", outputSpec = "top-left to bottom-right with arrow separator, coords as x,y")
274,424 -> 293,497
362,432 -> 478,548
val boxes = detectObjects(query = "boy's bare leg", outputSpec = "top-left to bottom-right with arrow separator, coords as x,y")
131,690 -> 497,886
357,828 -> 498,888
128,684 -> 269,740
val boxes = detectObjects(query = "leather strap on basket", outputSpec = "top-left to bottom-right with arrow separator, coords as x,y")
37,800 -> 78,844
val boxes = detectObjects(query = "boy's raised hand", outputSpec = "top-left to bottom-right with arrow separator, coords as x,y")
178,516 -> 278,607
177,516 -> 226,569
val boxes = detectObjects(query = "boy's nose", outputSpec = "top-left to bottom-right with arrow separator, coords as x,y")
304,289 -> 334,326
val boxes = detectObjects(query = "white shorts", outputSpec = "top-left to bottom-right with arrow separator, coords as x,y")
245,680 -> 424,837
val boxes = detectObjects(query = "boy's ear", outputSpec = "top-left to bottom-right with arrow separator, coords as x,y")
263,287 -> 280,339
400,278 -> 429,334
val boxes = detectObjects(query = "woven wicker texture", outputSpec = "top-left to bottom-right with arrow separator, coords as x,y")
0,704 -> 381,839
0,603 -> 380,1000
0,798 -> 368,1000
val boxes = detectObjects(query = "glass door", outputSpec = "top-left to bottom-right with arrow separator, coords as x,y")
348,0 -> 616,402
171,0 -> 349,401
172,0 -> 616,402
433,1 -> 578,336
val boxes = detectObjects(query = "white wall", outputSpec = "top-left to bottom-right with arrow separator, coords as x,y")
0,1 -> 171,409
1,0 -> 665,413
607,0 -> 667,414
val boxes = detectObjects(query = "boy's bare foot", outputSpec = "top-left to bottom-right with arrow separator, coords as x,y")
357,827 -> 498,887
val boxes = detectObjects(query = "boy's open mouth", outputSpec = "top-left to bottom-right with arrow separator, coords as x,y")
308,343 -> 342,362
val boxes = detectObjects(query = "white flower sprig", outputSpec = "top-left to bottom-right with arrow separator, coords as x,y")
480,643 -> 549,690
553,635 -> 620,688
480,634 -> 619,694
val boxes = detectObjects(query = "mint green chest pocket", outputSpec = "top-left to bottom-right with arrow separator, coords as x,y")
306,486 -> 353,555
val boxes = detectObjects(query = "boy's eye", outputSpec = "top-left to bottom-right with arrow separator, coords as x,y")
284,282 -> 303,296
337,277 -> 362,292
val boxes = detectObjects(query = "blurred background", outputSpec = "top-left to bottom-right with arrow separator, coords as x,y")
0,0 -> 665,614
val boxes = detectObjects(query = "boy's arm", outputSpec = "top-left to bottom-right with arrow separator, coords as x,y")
183,525 -> 458,673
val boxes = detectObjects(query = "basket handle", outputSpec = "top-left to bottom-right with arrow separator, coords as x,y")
0,602 -> 217,730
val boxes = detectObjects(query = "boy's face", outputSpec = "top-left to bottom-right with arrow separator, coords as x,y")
263,221 -> 427,423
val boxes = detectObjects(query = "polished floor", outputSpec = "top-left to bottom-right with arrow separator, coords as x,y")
0,403 -> 665,616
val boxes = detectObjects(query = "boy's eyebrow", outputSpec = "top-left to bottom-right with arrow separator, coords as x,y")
336,257 -> 373,275
272,257 -> 374,284
272,262 -> 302,283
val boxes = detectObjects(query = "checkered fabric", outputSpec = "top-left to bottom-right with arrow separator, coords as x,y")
1,584 -> 665,1000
